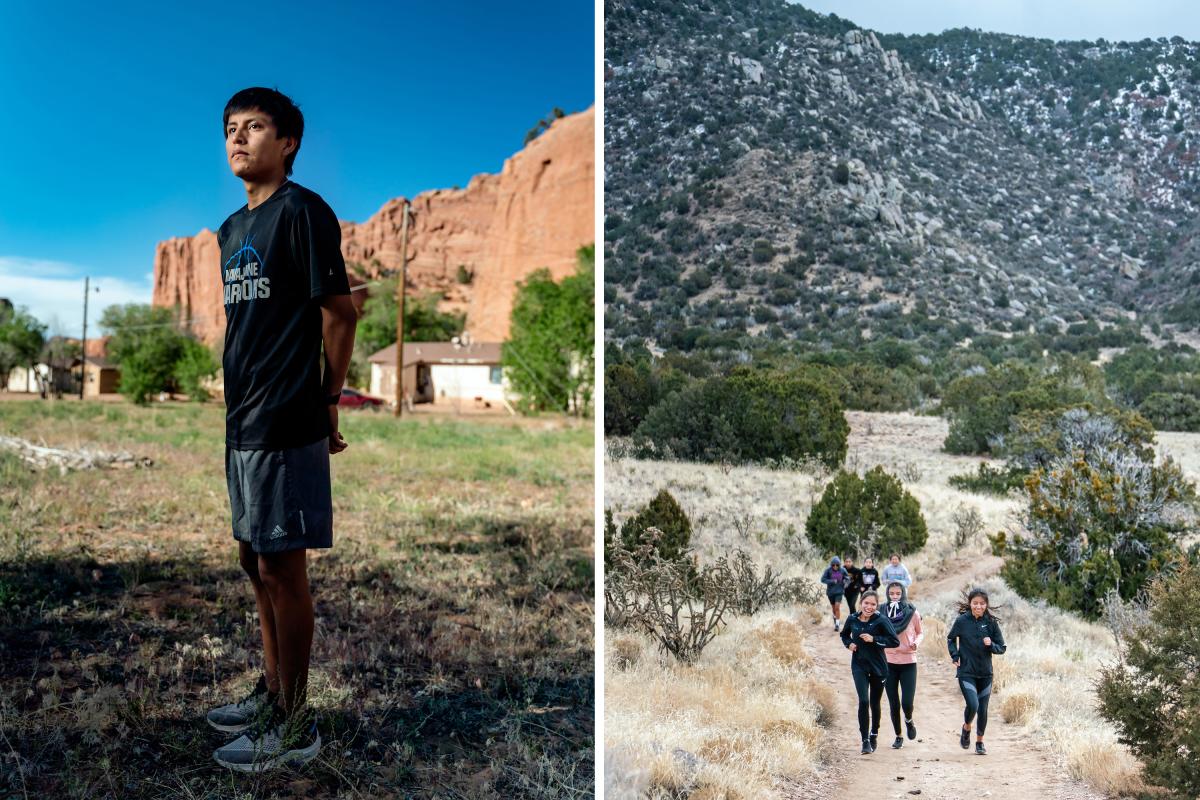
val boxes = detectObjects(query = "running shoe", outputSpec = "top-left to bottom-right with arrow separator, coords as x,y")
206,676 -> 272,733
975,742 -> 987,756
869,733 -> 877,752
861,739 -> 872,755
213,706 -> 321,773
960,727 -> 971,749
892,736 -> 904,749
833,619 -> 841,632
906,719 -> 917,740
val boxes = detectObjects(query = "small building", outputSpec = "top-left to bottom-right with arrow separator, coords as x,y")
5,363 -> 74,396
80,357 -> 121,397
5,364 -> 48,393
368,341 -> 507,408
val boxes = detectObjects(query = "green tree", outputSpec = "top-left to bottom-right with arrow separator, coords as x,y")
942,358 -> 1108,454
1138,392 -> 1200,432
604,363 -> 658,436
502,245 -> 595,415
1098,557 -> 1200,798
0,304 -> 46,386
840,363 -> 919,411
101,304 -> 211,404
406,293 -> 466,342
351,279 -> 465,387
633,366 -> 849,467
805,466 -> 929,557
173,339 -> 219,401
619,489 -> 693,565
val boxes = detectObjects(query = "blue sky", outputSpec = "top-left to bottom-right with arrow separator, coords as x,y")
0,0 -> 594,335
796,1 -> 1200,42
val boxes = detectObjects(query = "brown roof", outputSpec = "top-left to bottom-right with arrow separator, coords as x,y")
368,341 -> 502,366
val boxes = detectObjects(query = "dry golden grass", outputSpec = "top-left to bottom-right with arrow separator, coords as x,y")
611,636 -> 643,671
1065,740 -> 1147,797
999,689 -> 1040,725
604,609 -> 824,799
918,615 -> 947,657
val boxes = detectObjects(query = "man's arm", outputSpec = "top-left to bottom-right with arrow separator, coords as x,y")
321,293 -> 357,454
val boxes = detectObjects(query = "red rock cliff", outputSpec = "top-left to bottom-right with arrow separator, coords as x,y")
153,107 -> 594,344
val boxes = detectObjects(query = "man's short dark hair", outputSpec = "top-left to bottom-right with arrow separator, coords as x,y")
223,87 -> 304,176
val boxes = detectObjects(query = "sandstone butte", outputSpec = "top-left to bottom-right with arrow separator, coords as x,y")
152,107 -> 594,346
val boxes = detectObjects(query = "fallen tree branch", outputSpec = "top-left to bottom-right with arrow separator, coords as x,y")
0,435 -> 153,473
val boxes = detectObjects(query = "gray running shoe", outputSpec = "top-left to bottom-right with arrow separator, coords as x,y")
213,706 -> 321,773
206,676 -> 271,733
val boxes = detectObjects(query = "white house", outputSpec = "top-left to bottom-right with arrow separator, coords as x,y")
368,341 -> 508,409
5,363 -> 49,393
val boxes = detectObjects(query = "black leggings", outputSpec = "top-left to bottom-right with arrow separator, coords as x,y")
845,590 -> 859,613
958,675 -> 993,736
851,667 -> 885,740
885,661 -> 917,735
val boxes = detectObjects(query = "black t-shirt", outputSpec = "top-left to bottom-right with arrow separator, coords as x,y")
217,181 -> 350,449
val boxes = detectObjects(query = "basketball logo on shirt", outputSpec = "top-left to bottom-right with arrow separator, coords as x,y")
223,233 -> 272,305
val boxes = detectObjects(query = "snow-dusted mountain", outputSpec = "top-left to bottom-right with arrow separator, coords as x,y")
604,0 -> 1200,348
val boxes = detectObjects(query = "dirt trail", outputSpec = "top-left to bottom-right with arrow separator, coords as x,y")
790,556 -> 1104,800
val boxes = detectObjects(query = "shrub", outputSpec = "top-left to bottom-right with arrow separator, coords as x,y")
993,448 -> 1193,619
805,466 -> 929,557
752,239 -> 775,264
1138,392 -> 1200,432
951,504 -> 985,550
948,462 -> 1027,495
619,490 -> 693,565
728,549 -> 821,615
833,162 -> 851,185
839,363 -> 919,411
604,363 -> 658,436
1097,558 -> 1200,798
633,367 -> 849,467
942,359 -> 1107,454
999,405 -> 1156,471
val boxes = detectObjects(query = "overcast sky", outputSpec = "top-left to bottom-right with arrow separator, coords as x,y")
794,0 -> 1200,42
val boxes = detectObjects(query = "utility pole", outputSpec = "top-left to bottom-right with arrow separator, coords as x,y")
79,277 -> 98,400
394,201 -> 412,417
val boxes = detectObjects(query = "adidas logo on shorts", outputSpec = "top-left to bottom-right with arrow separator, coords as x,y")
270,525 -> 287,539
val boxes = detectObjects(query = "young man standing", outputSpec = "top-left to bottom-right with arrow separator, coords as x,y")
205,87 -> 358,772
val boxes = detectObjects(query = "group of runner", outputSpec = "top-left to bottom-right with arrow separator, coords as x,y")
820,555 -> 1007,756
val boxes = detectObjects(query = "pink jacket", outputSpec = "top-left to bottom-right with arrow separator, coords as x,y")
884,609 -> 924,664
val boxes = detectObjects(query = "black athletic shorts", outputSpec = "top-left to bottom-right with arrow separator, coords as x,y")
225,438 -> 333,553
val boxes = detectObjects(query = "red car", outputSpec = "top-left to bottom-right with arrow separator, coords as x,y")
337,388 -> 386,409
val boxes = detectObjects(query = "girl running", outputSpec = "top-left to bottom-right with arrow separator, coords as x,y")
843,556 -> 862,613
840,591 -> 900,754
858,557 -> 880,594
881,553 -> 913,590
947,589 -> 1007,755
820,556 -> 848,631
882,581 -> 923,748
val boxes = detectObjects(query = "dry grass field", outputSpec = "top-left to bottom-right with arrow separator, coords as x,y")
0,398 -> 594,799
605,410 -> 1190,799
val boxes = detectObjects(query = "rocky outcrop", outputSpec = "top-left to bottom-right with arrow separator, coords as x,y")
154,107 -> 595,345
